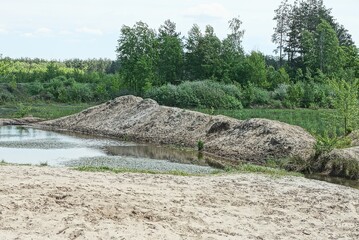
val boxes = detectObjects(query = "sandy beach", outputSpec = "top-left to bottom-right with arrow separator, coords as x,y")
0,166 -> 358,239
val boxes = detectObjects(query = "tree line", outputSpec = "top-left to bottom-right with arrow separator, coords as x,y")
0,0 -> 358,112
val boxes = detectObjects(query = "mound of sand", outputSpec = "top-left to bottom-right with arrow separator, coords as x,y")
0,166 -> 358,239
40,96 -> 316,164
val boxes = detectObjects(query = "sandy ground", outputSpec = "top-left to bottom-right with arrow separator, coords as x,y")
0,166 -> 359,240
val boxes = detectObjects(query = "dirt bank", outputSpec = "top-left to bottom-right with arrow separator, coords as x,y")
0,166 -> 358,239
40,96 -> 316,164
0,117 -> 43,126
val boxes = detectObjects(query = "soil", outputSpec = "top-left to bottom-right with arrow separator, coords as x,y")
0,166 -> 358,240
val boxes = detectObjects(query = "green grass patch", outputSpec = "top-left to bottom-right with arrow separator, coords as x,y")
0,160 -> 32,167
224,164 -> 303,177
197,108 -> 343,136
73,166 -> 197,176
0,102 -> 93,119
74,164 -> 300,178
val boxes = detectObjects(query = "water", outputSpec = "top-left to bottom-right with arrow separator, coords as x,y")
0,126 -> 218,174
2,126 -> 358,188
305,174 -> 359,190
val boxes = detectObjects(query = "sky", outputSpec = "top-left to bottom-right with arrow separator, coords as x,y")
0,0 -> 358,60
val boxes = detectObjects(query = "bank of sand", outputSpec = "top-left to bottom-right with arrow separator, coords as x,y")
0,166 -> 358,240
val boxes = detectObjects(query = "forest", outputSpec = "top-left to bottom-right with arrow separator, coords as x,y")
0,0 -> 358,134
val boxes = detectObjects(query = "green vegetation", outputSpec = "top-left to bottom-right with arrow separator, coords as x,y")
145,80 -> 242,109
0,160 -> 31,167
0,0 -> 358,180
198,108 -> 341,135
0,102 -> 92,119
224,164 -> 303,177
0,1 -> 357,117
74,166 -> 195,176
329,79 -> 359,134
74,164 -> 300,178
197,140 -> 204,152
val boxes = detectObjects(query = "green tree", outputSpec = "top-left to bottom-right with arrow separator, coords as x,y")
315,19 -> 343,75
185,24 -> 203,80
221,16 -> 245,83
272,0 -> 290,66
272,0 -> 355,71
200,25 -> 222,80
157,20 -> 184,84
330,79 -> 359,135
241,51 -> 268,87
116,21 -> 158,94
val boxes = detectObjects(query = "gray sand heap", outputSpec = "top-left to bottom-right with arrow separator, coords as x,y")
40,95 -> 316,163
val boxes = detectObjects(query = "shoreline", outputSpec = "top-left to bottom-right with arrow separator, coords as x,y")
0,165 -> 358,239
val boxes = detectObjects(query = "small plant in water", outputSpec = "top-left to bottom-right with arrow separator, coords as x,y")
197,140 -> 204,151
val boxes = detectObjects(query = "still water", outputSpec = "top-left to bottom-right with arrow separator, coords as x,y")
0,126 -> 216,174
1,126 -> 358,188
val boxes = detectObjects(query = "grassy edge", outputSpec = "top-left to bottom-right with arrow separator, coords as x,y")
0,160 -> 46,167
224,164 -> 303,177
73,166 -> 201,176
0,161 -> 303,178
73,164 -> 303,178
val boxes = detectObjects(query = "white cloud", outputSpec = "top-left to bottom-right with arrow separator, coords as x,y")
36,27 -> 52,34
22,32 -> 35,38
21,27 -> 52,38
184,3 -> 232,19
76,27 -> 103,35
59,30 -> 73,35
0,28 -> 8,34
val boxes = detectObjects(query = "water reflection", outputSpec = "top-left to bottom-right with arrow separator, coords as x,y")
0,126 -> 219,173
105,145 -> 208,165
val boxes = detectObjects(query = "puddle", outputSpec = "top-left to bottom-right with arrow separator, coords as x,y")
0,126 -> 218,174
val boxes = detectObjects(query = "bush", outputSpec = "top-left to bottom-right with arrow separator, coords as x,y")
145,80 -> 243,109
14,103 -> 32,118
242,83 -> 271,107
0,90 -> 15,103
273,84 -> 289,101
286,82 -> 304,107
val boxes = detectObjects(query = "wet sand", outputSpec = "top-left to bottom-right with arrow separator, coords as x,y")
0,166 -> 358,239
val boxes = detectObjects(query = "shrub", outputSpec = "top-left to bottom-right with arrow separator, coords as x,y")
0,90 -> 15,103
242,83 -> 271,107
286,82 -> 304,107
273,84 -> 289,101
145,80 -> 243,109
14,103 -> 32,118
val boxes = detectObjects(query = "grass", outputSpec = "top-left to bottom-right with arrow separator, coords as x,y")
224,164 -> 303,177
74,166 -> 195,176
0,102 -> 93,119
74,164 -> 301,178
0,160 -> 32,167
197,108 -> 343,136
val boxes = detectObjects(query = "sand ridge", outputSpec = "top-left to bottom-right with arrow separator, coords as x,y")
0,166 -> 358,239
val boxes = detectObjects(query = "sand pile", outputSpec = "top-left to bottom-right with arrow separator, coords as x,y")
41,96 -> 316,164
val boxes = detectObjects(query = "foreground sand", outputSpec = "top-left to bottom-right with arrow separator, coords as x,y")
0,166 -> 358,240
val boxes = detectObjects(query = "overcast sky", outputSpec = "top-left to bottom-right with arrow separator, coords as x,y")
0,0 -> 358,60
